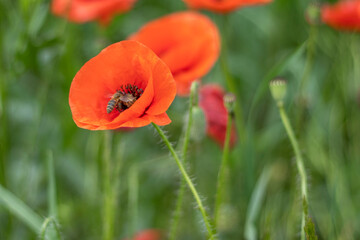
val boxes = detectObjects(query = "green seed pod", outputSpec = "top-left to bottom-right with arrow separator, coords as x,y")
190,106 -> 206,143
223,92 -> 236,116
269,78 -> 287,104
305,3 -> 321,26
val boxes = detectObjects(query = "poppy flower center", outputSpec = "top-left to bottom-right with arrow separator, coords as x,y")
106,84 -> 144,114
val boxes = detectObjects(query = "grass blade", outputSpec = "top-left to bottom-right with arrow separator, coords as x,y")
0,184 -> 43,233
244,166 -> 272,240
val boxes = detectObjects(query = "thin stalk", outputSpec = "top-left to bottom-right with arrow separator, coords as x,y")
0,72 -> 7,187
214,112 -> 232,228
102,131 -> 115,240
219,14 -> 245,140
169,91 -> 194,240
47,150 -> 57,219
152,123 -> 217,240
128,164 -> 138,239
169,93 -> 194,240
47,150 -> 58,240
277,103 -> 308,240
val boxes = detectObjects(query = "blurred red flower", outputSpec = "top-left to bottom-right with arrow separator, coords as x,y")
182,0 -> 272,13
130,229 -> 161,240
51,0 -> 136,24
321,0 -> 360,31
199,84 -> 237,148
129,11 -> 220,96
69,40 -> 176,130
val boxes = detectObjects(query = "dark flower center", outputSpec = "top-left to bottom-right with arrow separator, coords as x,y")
106,84 -> 144,114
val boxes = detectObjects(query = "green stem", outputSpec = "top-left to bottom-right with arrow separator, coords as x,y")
277,103 -> 308,240
47,150 -> 57,219
214,112 -> 232,229
0,72 -> 7,187
169,90 -> 194,240
220,14 -> 245,140
152,123 -> 217,240
128,164 -> 138,239
102,131 -> 115,240
47,150 -> 59,240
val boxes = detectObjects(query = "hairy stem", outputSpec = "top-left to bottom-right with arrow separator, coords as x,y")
152,123 -> 217,240
277,103 -> 308,240
214,113 -> 232,228
169,90 -> 194,240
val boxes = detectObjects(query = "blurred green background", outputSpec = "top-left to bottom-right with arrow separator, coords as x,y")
0,0 -> 359,239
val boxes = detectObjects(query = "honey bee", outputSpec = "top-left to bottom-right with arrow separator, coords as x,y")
106,91 -> 136,113
106,84 -> 143,114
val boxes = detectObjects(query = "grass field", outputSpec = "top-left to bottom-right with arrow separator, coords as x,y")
1,0 -> 360,239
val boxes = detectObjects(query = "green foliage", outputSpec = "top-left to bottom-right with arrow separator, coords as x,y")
1,0 -> 360,239
0,184 -> 43,233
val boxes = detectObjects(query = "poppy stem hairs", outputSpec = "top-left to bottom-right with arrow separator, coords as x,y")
169,82 -> 198,240
151,123 -> 217,240
214,93 -> 235,229
270,79 -> 316,240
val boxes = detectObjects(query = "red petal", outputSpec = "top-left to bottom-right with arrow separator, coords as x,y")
69,40 -> 176,130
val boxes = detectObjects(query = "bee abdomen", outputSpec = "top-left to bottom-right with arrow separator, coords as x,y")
107,99 -> 116,113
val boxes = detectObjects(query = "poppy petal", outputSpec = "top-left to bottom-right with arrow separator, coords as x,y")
321,0 -> 360,31
119,112 -> 171,128
69,40 -> 176,130
130,11 -> 220,96
199,84 -> 237,148
51,0 -> 137,23
183,0 -> 272,13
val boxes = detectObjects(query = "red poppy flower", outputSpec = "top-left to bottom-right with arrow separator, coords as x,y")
51,0 -> 136,24
182,0 -> 272,13
122,229 -> 161,240
321,0 -> 360,31
69,40 -> 176,130
199,84 -> 237,148
129,11 -> 220,96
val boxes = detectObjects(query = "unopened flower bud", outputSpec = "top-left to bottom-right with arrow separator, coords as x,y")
190,106 -> 206,142
270,78 -> 287,104
305,3 -> 321,26
223,92 -> 236,116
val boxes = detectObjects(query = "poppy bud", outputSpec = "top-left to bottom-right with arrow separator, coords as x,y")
199,84 -> 237,148
269,78 -> 287,105
223,92 -> 236,116
305,3 -> 321,26
190,106 -> 207,143
129,12 -> 220,96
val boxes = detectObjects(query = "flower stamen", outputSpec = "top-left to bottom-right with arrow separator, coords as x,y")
107,84 -> 144,114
